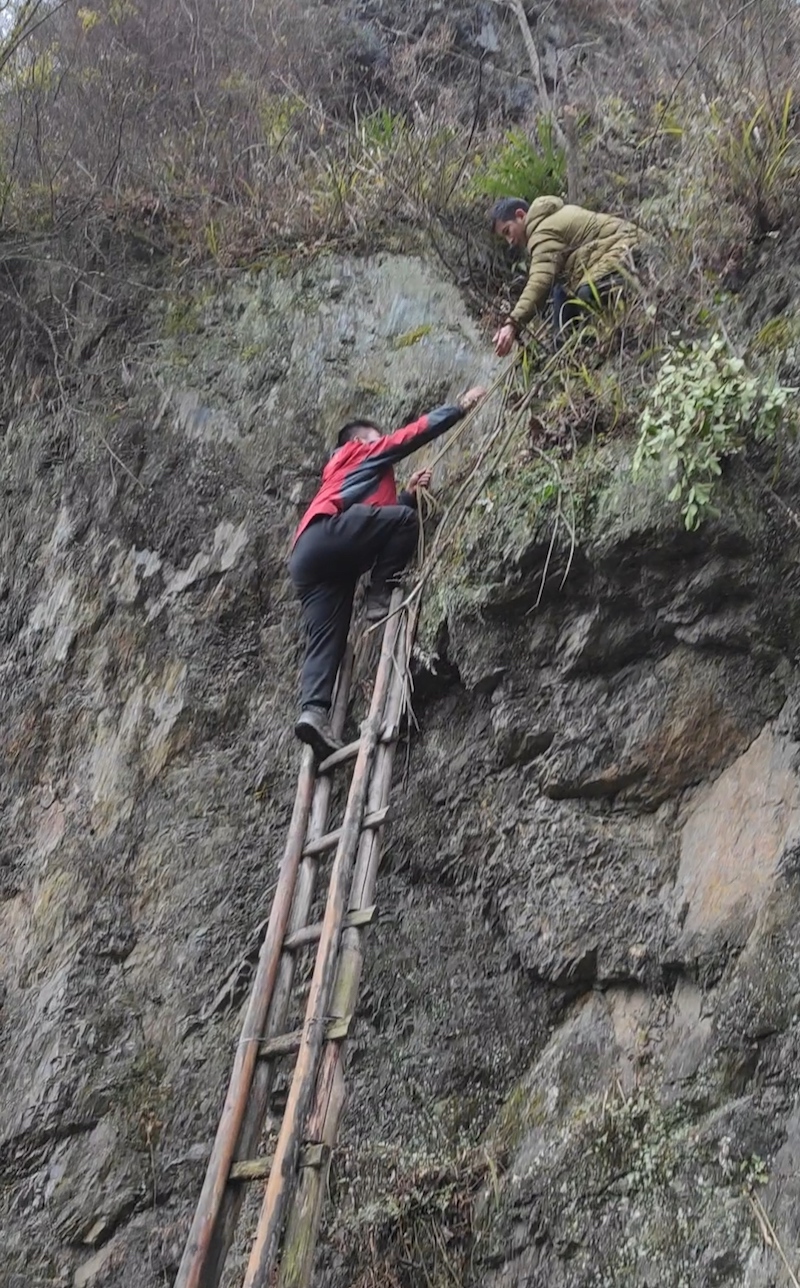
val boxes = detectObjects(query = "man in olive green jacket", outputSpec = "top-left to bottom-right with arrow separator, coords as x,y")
490,195 -> 640,355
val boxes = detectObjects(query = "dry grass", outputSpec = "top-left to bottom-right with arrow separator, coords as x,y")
0,0 -> 794,273
328,1143 -> 499,1288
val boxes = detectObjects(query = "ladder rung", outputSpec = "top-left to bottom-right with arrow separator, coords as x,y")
317,726 -> 397,774
302,805 -> 393,858
230,1157 -> 272,1181
283,905 -> 376,952
230,1142 -> 328,1182
258,1014 -> 352,1060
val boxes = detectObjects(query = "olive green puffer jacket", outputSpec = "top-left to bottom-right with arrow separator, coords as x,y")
509,195 -> 640,328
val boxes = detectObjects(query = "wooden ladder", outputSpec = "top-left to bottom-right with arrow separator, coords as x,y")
175,590 -> 414,1288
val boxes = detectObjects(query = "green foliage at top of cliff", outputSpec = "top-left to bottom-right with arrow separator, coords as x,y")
633,333 -> 797,529
1,0 -> 800,542
468,120 -> 567,202
0,0 -> 793,267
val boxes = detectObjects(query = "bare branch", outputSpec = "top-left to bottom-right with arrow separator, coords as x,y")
491,0 -> 580,198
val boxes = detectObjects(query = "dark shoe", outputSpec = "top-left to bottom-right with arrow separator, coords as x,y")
365,586 -> 393,624
294,706 -> 343,759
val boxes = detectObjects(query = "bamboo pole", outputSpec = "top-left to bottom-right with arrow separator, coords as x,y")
176,649 -> 354,1288
205,650 -> 355,1286
243,595 -> 404,1288
279,605 -> 417,1288
277,1054 -> 345,1287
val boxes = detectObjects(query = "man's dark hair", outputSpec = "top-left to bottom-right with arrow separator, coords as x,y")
336,418 -> 381,448
488,196 -> 530,229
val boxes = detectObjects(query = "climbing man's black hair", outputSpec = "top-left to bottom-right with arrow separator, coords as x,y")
488,196 -> 530,229
336,418 -> 382,448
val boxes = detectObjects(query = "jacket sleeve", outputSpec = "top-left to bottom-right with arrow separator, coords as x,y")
397,489 -> 416,509
510,224 -> 565,327
338,405 -> 464,509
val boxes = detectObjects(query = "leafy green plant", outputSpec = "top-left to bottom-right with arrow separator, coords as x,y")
633,334 -> 796,529
740,1153 -> 769,1191
470,118 -> 566,201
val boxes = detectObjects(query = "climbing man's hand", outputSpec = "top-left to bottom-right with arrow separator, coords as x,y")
493,324 -> 516,357
408,468 -> 432,493
458,385 -> 488,412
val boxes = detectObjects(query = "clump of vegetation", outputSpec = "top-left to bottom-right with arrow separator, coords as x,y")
470,119 -> 566,201
329,1142 -> 498,1288
588,1086 -> 684,1193
713,88 -> 800,234
632,333 -> 796,529
163,295 -> 204,339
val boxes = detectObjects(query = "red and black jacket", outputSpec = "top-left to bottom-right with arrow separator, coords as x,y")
292,403 -> 465,546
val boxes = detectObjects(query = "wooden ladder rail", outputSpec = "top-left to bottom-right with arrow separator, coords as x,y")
242,595 -> 404,1287
176,591 -> 409,1288
176,644 -> 357,1288
278,602 -> 418,1286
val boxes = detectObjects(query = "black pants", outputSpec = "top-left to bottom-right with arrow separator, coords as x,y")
551,275 -> 621,348
288,504 -> 419,710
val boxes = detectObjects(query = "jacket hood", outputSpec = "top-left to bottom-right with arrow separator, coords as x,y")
526,195 -> 564,225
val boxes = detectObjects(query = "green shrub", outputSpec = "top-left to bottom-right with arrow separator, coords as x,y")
633,333 -> 796,529
470,119 -> 566,201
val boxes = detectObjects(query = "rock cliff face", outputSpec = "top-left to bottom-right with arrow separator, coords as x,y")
1,246 -> 800,1288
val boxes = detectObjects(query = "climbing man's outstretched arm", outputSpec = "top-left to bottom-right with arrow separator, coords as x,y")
364,386 -> 486,462
339,387 -> 486,509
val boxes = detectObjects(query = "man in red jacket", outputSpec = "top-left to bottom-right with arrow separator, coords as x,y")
289,385 -> 487,758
